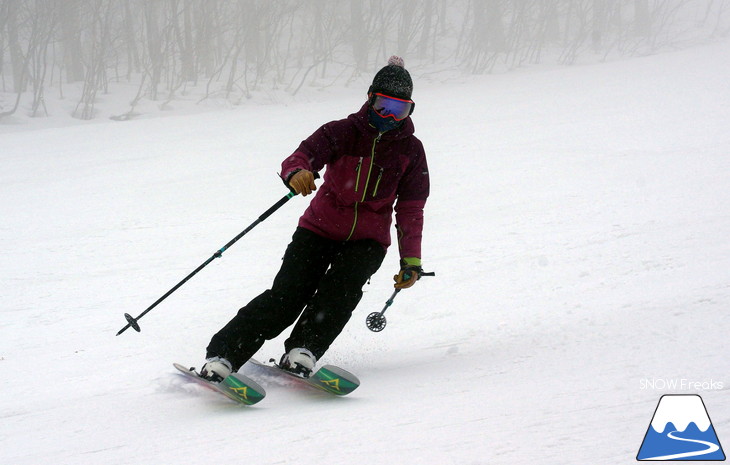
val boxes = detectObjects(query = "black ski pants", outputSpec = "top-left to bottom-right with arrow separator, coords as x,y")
206,227 -> 386,370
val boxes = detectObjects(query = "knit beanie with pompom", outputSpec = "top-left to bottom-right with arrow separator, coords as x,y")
369,56 -> 413,100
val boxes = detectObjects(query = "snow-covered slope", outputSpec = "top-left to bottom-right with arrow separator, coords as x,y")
2,39 -> 730,465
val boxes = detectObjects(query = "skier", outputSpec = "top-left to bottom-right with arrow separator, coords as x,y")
200,56 -> 430,381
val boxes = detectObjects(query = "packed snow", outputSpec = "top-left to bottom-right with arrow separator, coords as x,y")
2,39 -> 730,465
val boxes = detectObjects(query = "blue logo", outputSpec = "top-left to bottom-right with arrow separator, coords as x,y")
637,394 -> 725,461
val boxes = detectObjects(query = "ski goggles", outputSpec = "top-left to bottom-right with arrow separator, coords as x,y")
371,93 -> 414,121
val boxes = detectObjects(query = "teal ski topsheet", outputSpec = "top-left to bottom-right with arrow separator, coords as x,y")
173,363 -> 266,405
247,359 -> 360,396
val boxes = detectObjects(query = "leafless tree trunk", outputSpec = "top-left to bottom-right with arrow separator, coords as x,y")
28,1 -> 59,117
0,1 -> 9,92
397,1 -> 414,57
460,0 -> 507,73
559,0 -> 591,65
635,0 -> 651,37
61,0 -> 84,83
6,0 -> 25,93
74,0 -> 112,120
123,2 -> 141,80
713,1 -> 730,36
0,1 -> 24,117
416,0 -> 434,60
350,0 -> 367,74
593,0 -> 607,50
0,12 -> 4,93
143,2 -> 163,100
195,1 -> 216,78
175,0 -> 196,82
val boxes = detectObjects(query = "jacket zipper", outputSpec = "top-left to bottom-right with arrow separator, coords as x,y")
359,153 -> 376,202
347,132 -> 382,240
354,157 -> 363,192
372,167 -> 384,197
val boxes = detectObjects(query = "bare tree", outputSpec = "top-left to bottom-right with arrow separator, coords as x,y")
176,0 -> 196,82
122,2 -> 141,80
350,0 -> 367,74
558,0 -> 592,65
73,0 -> 113,120
28,0 -> 60,117
458,0 -> 507,73
416,0 -> 435,60
6,0 -> 25,94
0,1 -> 6,92
61,0 -> 84,83
592,0 -> 607,50
0,0 -> 57,118
635,0 -> 651,37
1,1 -> 25,117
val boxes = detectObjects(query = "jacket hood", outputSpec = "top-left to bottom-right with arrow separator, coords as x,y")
349,102 -> 415,140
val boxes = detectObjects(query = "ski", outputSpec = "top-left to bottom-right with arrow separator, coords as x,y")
173,362 -> 266,406
247,358 -> 360,396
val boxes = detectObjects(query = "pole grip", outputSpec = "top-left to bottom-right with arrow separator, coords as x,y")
286,171 -> 321,195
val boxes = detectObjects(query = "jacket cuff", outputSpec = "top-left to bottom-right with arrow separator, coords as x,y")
283,168 -> 302,183
400,257 -> 422,267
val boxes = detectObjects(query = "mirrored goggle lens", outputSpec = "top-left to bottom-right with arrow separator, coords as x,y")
372,93 -> 413,120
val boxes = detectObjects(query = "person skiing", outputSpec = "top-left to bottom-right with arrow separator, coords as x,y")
200,56 -> 430,381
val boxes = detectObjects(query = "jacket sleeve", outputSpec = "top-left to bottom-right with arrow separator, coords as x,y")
395,140 -> 430,261
281,122 -> 340,182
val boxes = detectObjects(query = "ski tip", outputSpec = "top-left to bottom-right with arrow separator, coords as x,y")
309,365 -> 360,395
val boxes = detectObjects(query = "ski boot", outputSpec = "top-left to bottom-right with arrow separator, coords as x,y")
279,348 -> 316,378
200,356 -> 232,383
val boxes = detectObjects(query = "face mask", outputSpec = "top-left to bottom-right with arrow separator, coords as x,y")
368,107 -> 404,133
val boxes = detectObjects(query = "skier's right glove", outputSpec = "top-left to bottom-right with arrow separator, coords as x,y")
287,169 -> 317,196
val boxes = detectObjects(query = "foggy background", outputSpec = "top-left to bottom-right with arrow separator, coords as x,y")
0,0 -> 728,122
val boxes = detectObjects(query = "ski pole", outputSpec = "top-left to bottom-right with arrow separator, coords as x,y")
117,175 -> 318,336
366,271 -> 435,332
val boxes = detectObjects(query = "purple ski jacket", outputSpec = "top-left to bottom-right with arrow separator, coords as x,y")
281,103 -> 429,261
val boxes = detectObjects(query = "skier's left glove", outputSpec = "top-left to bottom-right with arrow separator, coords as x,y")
394,258 -> 423,289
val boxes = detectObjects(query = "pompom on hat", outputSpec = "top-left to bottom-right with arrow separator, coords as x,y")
369,56 -> 413,100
